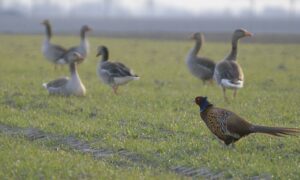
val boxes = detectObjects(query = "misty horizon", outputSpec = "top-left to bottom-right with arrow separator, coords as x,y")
0,0 -> 300,19
1,0 -> 300,38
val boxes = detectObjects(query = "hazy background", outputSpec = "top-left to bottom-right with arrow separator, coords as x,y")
0,0 -> 300,41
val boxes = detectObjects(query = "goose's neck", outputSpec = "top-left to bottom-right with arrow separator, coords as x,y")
79,31 -> 89,56
70,62 -> 79,78
189,40 -> 202,57
69,62 -> 84,93
80,30 -> 86,40
101,50 -> 109,62
44,24 -> 52,40
226,38 -> 238,61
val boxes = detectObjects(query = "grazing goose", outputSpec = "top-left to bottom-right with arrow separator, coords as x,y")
214,29 -> 252,101
66,25 -> 91,61
186,32 -> 215,84
96,46 -> 140,94
43,52 -> 86,96
41,20 -> 69,67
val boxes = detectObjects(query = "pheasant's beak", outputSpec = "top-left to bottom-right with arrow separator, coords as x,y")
193,98 -> 199,105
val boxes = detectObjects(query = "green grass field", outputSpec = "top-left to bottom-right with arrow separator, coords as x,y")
0,34 -> 299,179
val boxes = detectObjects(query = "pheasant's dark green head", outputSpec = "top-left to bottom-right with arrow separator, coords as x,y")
195,96 -> 213,112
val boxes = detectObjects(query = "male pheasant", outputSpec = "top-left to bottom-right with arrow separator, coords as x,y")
195,96 -> 300,145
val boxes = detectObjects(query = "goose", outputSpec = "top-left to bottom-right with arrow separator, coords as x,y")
66,25 -> 92,61
43,52 -> 86,96
186,32 -> 215,84
41,19 -> 68,66
96,46 -> 140,94
214,28 -> 252,101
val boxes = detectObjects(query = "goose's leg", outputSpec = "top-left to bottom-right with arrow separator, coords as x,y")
233,89 -> 237,98
112,86 -> 118,95
222,87 -> 228,102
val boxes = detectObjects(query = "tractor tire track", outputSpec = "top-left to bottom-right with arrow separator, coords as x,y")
0,123 -> 271,179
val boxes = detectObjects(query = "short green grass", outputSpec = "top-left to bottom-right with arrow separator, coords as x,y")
0,34 -> 299,179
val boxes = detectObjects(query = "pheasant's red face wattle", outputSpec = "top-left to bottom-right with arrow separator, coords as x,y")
195,96 -> 204,105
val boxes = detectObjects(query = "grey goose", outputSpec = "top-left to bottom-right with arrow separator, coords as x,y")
186,32 -> 215,84
96,46 -> 140,94
65,25 -> 91,62
214,28 -> 252,101
43,52 -> 86,96
41,19 -> 69,67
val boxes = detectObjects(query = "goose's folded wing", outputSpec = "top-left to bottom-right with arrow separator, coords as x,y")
115,62 -> 131,72
194,57 -> 215,73
60,47 -> 81,63
44,77 -> 69,88
102,62 -> 133,77
50,44 -> 68,59
216,61 -> 243,82
66,46 -> 78,53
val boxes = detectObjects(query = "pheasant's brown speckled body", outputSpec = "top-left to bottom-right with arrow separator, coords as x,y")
201,106 -> 252,145
195,96 -> 300,146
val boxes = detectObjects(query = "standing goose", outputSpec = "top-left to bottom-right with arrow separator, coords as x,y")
186,32 -> 215,84
41,19 -> 69,66
96,46 -> 140,94
66,25 -> 92,61
214,29 -> 252,101
43,52 -> 86,96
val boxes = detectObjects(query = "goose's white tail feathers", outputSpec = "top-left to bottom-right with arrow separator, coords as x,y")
114,76 -> 140,85
221,79 -> 243,89
132,76 -> 140,80
56,58 -> 66,64
42,83 -> 48,89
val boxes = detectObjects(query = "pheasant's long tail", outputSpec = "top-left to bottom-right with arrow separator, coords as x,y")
251,125 -> 300,137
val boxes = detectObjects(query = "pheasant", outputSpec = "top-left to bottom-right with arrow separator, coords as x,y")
195,96 -> 300,146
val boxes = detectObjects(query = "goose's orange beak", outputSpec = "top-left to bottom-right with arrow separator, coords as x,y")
245,31 -> 253,37
87,27 -> 92,31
